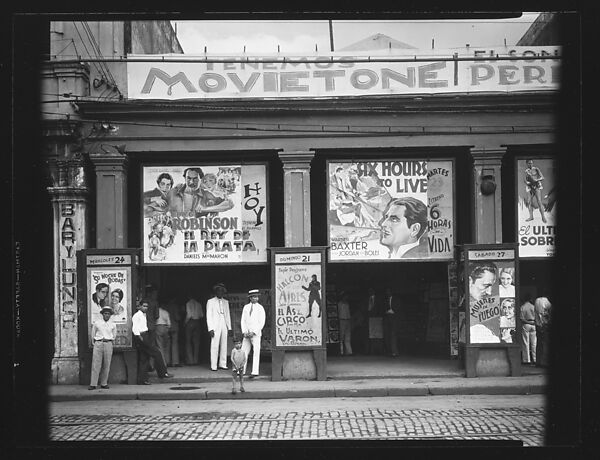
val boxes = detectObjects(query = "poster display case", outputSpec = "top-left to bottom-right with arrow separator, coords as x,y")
78,249 -> 140,351
457,244 -> 521,377
270,247 -> 328,381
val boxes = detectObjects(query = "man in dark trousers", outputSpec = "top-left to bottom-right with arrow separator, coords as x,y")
382,287 -> 400,357
132,299 -> 174,385
145,284 -> 160,371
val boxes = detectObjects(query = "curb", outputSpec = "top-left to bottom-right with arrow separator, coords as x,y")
49,383 -> 547,401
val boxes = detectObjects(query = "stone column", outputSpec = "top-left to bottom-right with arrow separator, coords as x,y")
47,156 -> 89,384
470,147 -> 507,244
89,145 -> 128,248
279,150 -> 315,247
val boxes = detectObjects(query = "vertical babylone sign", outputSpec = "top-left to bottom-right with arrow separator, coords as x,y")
273,252 -> 324,348
86,255 -> 133,348
516,158 -> 557,258
142,164 -> 268,265
466,248 -> 517,344
328,159 -> 454,261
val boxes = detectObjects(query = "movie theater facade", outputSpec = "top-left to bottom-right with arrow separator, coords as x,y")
45,47 -> 560,383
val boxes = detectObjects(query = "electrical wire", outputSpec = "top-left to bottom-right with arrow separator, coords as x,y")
72,21 -> 110,84
82,21 -> 119,90
39,110 -> 554,135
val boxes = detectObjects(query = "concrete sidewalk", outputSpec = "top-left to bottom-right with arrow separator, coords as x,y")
50,374 -> 547,402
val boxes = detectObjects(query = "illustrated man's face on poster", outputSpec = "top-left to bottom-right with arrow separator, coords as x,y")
469,270 -> 496,301
379,204 -> 414,249
158,177 -> 172,193
185,170 -> 201,190
96,285 -> 109,301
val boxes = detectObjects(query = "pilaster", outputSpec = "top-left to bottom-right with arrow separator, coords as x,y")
47,156 -> 90,384
88,144 -> 129,248
470,147 -> 507,244
278,150 -> 315,247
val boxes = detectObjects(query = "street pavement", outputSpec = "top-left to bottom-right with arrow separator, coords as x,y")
48,395 -> 545,445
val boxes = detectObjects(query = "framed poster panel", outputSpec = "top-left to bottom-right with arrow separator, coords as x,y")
327,158 -> 455,262
464,244 -> 519,345
515,157 -> 557,258
78,249 -> 139,350
271,247 -> 327,350
141,163 -> 269,265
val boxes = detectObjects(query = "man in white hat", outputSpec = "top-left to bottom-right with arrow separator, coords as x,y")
206,283 -> 231,371
89,306 -> 116,390
241,289 -> 266,378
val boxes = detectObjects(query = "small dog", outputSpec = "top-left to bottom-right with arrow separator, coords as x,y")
230,337 -> 247,394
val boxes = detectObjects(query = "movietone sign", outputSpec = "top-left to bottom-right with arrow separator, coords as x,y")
142,164 -> 268,265
328,159 -> 454,261
516,158 -> 557,258
127,47 -> 559,100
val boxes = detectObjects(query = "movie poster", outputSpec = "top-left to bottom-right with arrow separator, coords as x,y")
87,267 -> 132,348
274,264 -> 323,347
328,159 -> 453,261
142,164 -> 267,265
516,158 -> 557,257
467,251 -> 516,344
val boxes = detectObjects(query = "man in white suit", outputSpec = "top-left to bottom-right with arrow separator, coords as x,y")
241,289 -> 266,378
206,283 -> 231,371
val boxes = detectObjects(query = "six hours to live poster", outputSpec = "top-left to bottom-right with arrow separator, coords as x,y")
142,164 -> 267,264
328,159 -> 454,261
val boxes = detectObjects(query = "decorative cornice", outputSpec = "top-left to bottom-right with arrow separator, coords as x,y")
88,144 -> 129,168
470,146 -> 507,164
279,150 -> 315,169
47,186 -> 90,200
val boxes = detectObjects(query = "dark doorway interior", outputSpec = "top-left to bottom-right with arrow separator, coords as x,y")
326,262 -> 451,358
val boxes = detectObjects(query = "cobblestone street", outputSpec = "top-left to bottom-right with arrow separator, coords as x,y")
49,396 -> 545,446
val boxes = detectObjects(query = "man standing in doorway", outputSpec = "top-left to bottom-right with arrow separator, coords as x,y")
519,293 -> 537,365
184,293 -> 204,365
337,292 -> 353,356
132,299 -> 174,385
155,302 -> 172,367
165,297 -> 183,367
206,283 -> 231,371
383,287 -> 400,357
241,289 -> 266,378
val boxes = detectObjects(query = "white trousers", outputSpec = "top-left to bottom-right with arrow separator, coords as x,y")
521,324 -> 537,363
242,334 -> 261,375
210,314 -> 229,370
90,341 -> 113,386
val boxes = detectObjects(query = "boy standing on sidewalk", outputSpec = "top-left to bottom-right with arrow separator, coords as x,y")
231,337 -> 247,394
89,306 -> 117,390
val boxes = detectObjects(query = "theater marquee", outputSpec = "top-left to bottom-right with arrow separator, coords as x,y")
141,163 -> 268,265
127,47 -> 560,100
